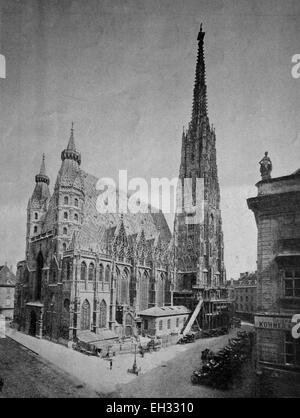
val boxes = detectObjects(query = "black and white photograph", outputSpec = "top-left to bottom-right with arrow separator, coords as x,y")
0,0 -> 300,401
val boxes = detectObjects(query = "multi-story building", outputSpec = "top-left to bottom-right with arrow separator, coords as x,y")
248,157 -> 300,397
0,264 -> 16,320
173,24 -> 231,330
231,272 -> 257,322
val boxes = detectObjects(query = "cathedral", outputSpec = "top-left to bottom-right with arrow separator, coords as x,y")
14,25 -> 231,344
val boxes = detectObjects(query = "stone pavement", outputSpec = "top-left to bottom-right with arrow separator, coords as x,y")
5,326 -> 250,396
5,327 -> 193,395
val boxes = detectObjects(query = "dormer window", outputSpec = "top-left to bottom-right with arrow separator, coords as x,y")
34,212 -> 38,220
64,196 -> 69,205
64,212 -> 68,220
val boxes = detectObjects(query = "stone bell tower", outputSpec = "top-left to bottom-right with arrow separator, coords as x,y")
174,25 -> 226,314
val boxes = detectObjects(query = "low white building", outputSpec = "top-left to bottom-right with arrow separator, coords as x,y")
138,305 -> 190,337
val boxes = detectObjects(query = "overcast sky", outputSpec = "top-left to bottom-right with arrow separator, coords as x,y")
1,0 -> 300,277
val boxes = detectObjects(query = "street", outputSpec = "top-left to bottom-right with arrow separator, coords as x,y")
119,325 -> 255,398
0,337 -> 100,398
0,324 -> 255,398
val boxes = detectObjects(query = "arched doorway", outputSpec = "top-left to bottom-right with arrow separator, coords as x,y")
36,251 -> 44,300
29,310 -> 37,336
80,299 -> 91,330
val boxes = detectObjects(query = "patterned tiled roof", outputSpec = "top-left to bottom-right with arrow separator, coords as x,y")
138,305 -> 190,317
43,166 -> 172,253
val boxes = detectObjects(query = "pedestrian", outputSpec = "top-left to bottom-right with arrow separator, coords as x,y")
109,358 -> 113,370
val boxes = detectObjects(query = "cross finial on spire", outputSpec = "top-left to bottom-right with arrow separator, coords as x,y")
66,121 -> 76,151
35,153 -> 50,185
197,22 -> 205,42
40,153 -> 46,175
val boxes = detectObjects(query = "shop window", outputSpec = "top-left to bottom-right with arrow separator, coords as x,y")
285,332 -> 300,366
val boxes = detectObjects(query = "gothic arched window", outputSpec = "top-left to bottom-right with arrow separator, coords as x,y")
164,276 -> 172,306
80,299 -> 90,330
34,226 -> 38,234
99,264 -> 104,281
36,251 -> 44,301
88,263 -> 94,281
105,265 -> 110,282
74,213 -> 78,222
129,274 -> 137,306
64,212 -> 68,220
99,300 -> 107,328
156,273 -> 164,307
62,243 -> 67,252
64,196 -> 69,205
148,275 -> 155,307
63,227 -> 67,235
34,212 -> 38,220
120,269 -> 129,305
81,261 -> 87,281
139,270 -> 148,311
74,198 -> 78,207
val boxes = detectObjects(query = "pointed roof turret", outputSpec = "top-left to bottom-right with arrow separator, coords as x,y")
30,154 -> 51,205
61,122 -> 81,165
67,121 -> 76,151
35,154 -> 50,185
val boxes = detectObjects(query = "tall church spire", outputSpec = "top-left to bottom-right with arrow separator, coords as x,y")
61,122 -> 81,165
191,23 -> 207,127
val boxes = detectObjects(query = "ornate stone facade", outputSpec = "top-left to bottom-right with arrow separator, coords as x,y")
14,129 -> 174,342
173,25 -> 230,329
